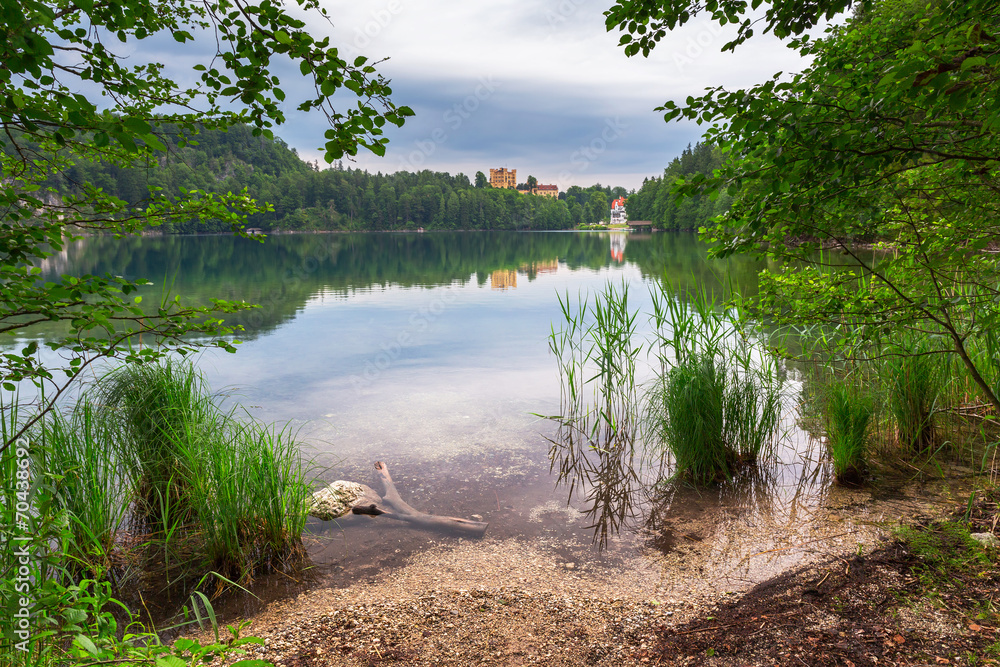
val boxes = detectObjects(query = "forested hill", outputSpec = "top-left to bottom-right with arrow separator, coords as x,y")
41,124 -> 631,233
37,125 -> 728,233
624,142 -> 730,231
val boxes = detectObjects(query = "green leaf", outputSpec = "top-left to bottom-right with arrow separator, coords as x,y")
960,56 -> 987,71
144,134 -> 167,151
63,608 -> 88,625
74,635 -> 100,657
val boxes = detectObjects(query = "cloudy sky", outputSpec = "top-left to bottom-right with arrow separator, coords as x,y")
260,1 -> 816,190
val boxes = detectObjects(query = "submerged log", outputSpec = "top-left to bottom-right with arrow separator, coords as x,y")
308,461 -> 489,538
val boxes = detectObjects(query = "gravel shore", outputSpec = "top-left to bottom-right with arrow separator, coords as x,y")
199,470 -> 979,666
203,533 -> 852,666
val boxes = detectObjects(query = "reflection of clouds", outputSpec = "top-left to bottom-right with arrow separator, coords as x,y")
644,429 -> 876,596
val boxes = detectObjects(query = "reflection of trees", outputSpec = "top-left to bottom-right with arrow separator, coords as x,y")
626,232 -> 763,299
28,231 -> 767,341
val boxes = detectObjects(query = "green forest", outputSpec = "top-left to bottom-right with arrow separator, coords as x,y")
38,124 -> 644,232
37,123 -> 724,233
623,142 -> 730,230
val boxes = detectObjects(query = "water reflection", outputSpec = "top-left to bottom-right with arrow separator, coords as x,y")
609,231 -> 627,263
15,230 -> 871,619
489,270 -> 517,290
24,231 -> 762,342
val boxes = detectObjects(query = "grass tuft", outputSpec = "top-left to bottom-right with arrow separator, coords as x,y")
885,349 -> 944,456
646,352 -> 780,485
824,381 -> 872,485
42,398 -> 135,581
33,360 -> 309,589
644,279 -> 781,485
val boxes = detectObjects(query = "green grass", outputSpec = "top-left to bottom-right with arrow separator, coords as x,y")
645,279 -> 781,485
825,381 -> 872,485
885,348 -> 945,456
95,361 -> 217,529
188,418 -> 310,583
896,521 -> 994,587
24,360 -> 311,590
647,354 -> 728,484
41,399 -> 136,583
646,352 -> 780,485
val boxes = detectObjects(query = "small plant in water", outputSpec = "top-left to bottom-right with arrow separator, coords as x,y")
824,380 -> 872,485
545,281 -> 643,547
645,279 -> 781,485
36,360 -> 310,590
884,344 -> 945,456
544,277 -> 783,545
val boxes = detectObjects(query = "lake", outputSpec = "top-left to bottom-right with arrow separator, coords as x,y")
19,230 -> 904,615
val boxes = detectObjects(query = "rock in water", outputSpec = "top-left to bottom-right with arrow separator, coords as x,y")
309,481 -> 366,520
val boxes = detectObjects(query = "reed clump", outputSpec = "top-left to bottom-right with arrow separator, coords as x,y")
37,360 -> 310,590
96,361 -> 216,529
41,399 -> 135,582
885,349 -> 944,456
545,281 -> 643,547
645,281 -> 781,485
545,278 -> 783,545
824,381 -> 872,485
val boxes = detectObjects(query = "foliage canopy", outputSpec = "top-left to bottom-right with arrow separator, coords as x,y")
610,0 -> 1000,412
606,0 -> 871,55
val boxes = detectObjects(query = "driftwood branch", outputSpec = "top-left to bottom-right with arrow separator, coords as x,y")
310,461 -> 489,538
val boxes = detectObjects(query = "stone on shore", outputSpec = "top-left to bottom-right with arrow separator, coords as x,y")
309,481 -> 366,520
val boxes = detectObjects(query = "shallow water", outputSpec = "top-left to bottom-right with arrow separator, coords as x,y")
10,231 -> 968,621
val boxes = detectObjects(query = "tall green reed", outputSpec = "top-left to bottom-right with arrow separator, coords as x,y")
40,399 -> 135,582
1,384 -> 295,666
883,344 -> 945,456
824,380 -> 872,484
187,418 -> 310,584
645,280 -> 782,484
545,277 -> 783,544
646,353 -> 728,484
546,281 -> 643,547
20,360 -> 311,590
95,361 -> 217,529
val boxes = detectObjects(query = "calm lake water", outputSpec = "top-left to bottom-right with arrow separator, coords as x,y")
20,230 -> 908,615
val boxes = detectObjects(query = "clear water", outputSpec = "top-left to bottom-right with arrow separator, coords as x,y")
15,230 -> 932,616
